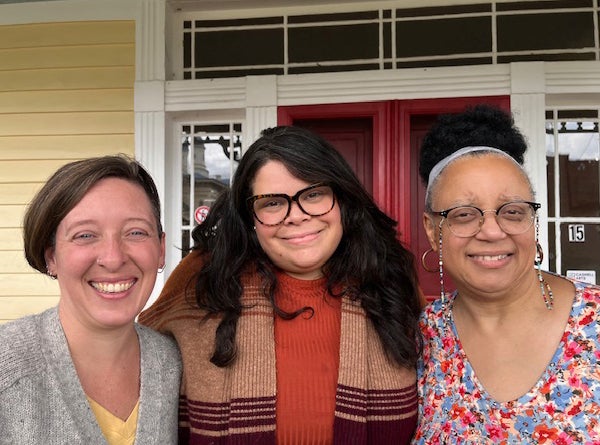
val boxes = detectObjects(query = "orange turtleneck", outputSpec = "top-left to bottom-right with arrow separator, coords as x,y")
274,272 -> 342,445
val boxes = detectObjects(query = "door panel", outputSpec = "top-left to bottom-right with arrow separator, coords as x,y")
410,115 -> 456,298
293,117 -> 373,194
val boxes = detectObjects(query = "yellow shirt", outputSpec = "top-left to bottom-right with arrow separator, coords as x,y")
87,396 -> 139,445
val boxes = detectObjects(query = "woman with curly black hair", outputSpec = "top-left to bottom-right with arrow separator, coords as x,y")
414,105 -> 600,443
140,125 -> 422,444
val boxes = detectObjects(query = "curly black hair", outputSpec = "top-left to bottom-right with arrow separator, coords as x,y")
418,104 -> 528,186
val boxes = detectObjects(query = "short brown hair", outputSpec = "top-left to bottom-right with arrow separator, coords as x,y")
23,154 -> 162,274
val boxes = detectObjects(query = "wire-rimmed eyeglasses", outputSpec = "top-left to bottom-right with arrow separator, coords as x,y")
247,183 -> 336,226
431,201 -> 541,237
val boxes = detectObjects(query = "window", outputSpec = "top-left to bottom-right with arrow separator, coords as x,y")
178,1 -> 599,78
546,109 -> 600,284
180,122 -> 243,255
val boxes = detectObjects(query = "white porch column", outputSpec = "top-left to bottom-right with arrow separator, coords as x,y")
245,75 -> 278,150
510,62 -> 549,267
134,0 -> 168,302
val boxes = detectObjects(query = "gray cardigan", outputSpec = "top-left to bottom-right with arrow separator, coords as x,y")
0,307 -> 181,445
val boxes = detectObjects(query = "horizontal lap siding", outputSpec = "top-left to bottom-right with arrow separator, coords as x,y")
0,20 -> 135,323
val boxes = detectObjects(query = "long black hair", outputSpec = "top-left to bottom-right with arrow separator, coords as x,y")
192,126 -> 422,368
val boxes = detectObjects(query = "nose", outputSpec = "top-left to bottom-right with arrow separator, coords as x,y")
283,200 -> 310,224
477,211 -> 506,237
96,236 -> 127,269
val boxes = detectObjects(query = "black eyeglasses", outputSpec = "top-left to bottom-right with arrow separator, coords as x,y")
247,183 -> 336,226
432,201 -> 541,237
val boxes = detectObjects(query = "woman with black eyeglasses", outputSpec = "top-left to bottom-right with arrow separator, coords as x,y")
140,125 -> 423,444
413,105 -> 600,444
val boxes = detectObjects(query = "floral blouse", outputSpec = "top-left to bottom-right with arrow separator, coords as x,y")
413,279 -> 600,444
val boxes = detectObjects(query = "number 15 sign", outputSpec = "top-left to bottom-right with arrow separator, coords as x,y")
568,224 -> 585,243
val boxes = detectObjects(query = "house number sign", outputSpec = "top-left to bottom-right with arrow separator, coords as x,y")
568,224 -> 585,242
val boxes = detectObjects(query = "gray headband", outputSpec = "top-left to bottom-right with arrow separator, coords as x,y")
425,146 -> 522,205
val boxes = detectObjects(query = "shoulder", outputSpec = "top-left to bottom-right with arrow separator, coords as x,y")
418,297 -> 448,340
136,323 -> 181,365
0,310 -> 49,393
576,281 -> 600,300
570,280 -> 600,317
555,273 -> 600,305
138,249 -> 205,330
419,297 -> 446,323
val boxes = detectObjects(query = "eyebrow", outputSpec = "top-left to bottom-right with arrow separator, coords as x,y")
62,217 -> 155,231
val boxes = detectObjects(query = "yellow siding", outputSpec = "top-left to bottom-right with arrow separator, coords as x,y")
0,67 -> 134,92
0,135 -> 134,160
0,249 -> 31,274
0,228 -> 23,251
0,160 -> 89,183
0,183 -> 42,205
0,112 -> 133,136
0,273 -> 59,296
0,20 -> 135,322
0,44 -> 135,70
0,296 -> 60,323
0,89 -> 133,113
0,21 -> 134,48
0,208 -> 25,231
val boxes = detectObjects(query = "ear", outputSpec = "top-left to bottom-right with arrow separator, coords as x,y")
422,213 -> 438,251
44,246 -> 57,275
158,232 -> 166,268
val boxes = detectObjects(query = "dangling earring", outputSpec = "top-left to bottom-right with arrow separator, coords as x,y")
438,219 -> 446,303
421,248 -> 436,272
535,216 -> 553,310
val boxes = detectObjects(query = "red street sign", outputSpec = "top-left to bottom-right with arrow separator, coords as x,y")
194,205 -> 210,224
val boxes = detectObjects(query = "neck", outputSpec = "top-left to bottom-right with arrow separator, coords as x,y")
58,306 -> 139,365
452,271 -> 547,323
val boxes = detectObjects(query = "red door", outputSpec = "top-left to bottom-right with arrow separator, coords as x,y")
293,117 -> 373,194
279,96 -> 510,301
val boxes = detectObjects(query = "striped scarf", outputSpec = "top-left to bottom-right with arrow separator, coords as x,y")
139,250 -> 417,444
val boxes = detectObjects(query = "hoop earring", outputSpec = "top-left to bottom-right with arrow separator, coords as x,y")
46,267 -> 57,280
158,266 -> 165,274
535,215 -> 553,310
421,248 -> 437,273
437,219 -> 446,303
